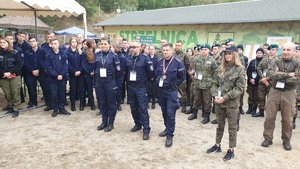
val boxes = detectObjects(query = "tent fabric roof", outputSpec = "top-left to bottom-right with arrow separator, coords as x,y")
0,0 -> 86,17
93,0 -> 300,27
55,26 -> 96,37
0,15 -> 50,30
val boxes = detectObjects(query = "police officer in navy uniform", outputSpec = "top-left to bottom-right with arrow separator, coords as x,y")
156,43 -> 185,147
126,41 -> 154,140
147,45 -> 159,109
65,37 -> 84,111
111,43 -> 126,111
46,39 -> 70,117
95,37 -> 120,132
23,36 -> 48,108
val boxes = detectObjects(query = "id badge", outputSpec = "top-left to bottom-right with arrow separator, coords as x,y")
159,77 -> 164,87
217,87 -> 222,97
276,81 -> 285,89
100,68 -> 107,77
263,69 -> 268,77
130,71 -> 137,81
252,71 -> 257,79
197,72 -> 203,80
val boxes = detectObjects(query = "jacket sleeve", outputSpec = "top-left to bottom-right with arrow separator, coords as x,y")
10,51 -> 22,75
176,61 -> 186,86
23,51 -> 33,72
223,67 -> 246,101
61,55 -> 69,77
66,51 -> 75,74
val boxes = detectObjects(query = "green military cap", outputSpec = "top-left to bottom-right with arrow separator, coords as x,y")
269,44 -> 279,49
296,46 -> 300,51
194,44 -> 202,51
201,44 -> 211,49
225,38 -> 234,45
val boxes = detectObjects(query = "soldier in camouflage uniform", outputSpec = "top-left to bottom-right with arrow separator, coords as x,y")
293,45 -> 300,129
237,45 -> 248,115
157,39 -> 167,59
174,40 -> 190,113
211,44 -> 222,124
206,46 -> 245,161
261,42 -> 300,151
254,44 -> 279,117
188,44 -> 217,124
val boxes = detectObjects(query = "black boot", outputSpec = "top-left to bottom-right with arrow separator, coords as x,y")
184,106 -> 193,114
90,104 -> 96,111
251,105 -> 258,116
245,104 -> 253,114
165,136 -> 173,147
104,123 -> 114,132
71,101 -> 76,111
202,112 -> 210,124
239,106 -> 245,115
188,109 -> 198,120
292,117 -> 296,129
12,110 -> 19,118
252,109 -> 264,117
79,100 -> 84,111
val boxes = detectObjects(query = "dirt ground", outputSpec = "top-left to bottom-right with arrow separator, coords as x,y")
0,92 -> 299,169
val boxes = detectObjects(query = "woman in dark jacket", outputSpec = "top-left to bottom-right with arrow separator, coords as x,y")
0,37 -> 22,117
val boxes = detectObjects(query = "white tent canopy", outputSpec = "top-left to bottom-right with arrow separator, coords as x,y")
0,0 -> 87,37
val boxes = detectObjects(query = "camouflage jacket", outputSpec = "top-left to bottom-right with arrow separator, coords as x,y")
257,55 -> 278,84
174,50 -> 190,71
211,64 -> 246,108
213,54 -> 222,66
269,57 -> 300,90
194,55 -> 218,89
239,53 -> 248,68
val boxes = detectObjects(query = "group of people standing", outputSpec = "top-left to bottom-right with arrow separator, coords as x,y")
0,31 -> 299,161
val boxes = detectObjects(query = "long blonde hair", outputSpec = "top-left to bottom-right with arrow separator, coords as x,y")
219,51 -> 242,77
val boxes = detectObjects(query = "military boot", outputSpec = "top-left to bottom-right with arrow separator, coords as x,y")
188,109 -> 198,120
71,101 -> 76,111
253,109 -> 264,117
184,106 -> 193,114
181,105 -> 187,113
202,112 -> 210,124
251,105 -> 258,116
245,104 -> 253,114
292,117 -> 296,129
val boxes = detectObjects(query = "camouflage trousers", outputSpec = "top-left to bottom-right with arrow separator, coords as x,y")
188,80 -> 194,106
257,83 -> 271,110
215,106 -> 238,148
192,86 -> 212,112
246,84 -> 259,106
179,81 -> 188,105
263,88 -> 296,142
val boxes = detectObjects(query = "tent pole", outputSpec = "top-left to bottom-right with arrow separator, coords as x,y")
83,13 -> 87,39
34,10 -> 38,36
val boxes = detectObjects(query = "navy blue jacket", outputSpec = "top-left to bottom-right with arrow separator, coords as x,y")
65,48 -> 82,76
46,49 -> 68,82
94,50 -> 120,79
82,51 -> 95,74
125,54 -> 154,83
0,49 -> 22,79
23,47 -> 46,74
156,56 -> 186,88
147,54 -> 159,80
115,51 -> 126,79
41,42 -> 52,56
13,41 -> 31,53
247,57 -> 263,86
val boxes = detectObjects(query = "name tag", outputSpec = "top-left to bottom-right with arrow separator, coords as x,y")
276,81 -> 285,89
130,71 -> 137,81
159,77 -> 164,87
197,73 -> 203,80
217,88 -> 222,97
100,68 -> 107,77
252,71 -> 257,79
263,69 -> 268,77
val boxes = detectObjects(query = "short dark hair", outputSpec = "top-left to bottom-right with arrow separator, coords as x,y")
18,31 -> 26,35
176,40 -> 182,44
100,37 -> 110,44
28,36 -> 38,41
163,43 -> 173,48
122,38 -> 127,42
5,32 -> 13,37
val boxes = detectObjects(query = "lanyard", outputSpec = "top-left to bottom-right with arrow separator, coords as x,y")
101,54 -> 108,68
163,57 -> 174,75
131,56 -> 138,71
282,60 -> 292,72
